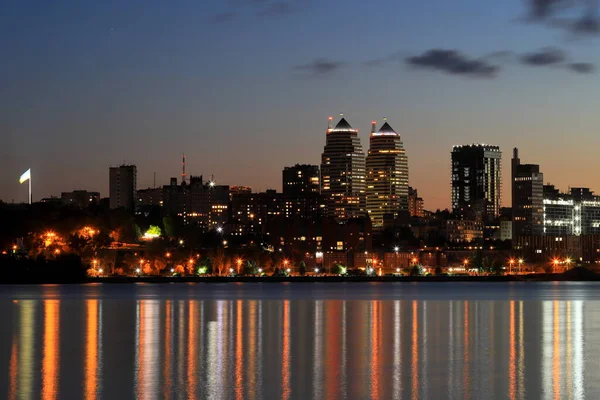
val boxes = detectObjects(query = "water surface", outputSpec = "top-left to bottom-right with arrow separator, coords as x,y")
1,282 -> 599,399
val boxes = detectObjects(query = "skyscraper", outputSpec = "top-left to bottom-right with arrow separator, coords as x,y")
511,148 -> 543,238
365,120 -> 409,229
320,116 -> 366,222
451,144 -> 501,221
109,165 -> 137,211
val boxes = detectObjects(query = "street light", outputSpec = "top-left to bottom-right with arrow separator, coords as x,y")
98,269 -> 103,274
314,268 -> 319,274
509,258 -> 515,274
518,259 -> 524,274
565,258 -> 572,270
394,247 -> 399,252
217,227 -> 223,233
553,258 -> 559,274
166,252 -> 171,258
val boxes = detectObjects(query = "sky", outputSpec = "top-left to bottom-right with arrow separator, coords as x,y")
2,0 -> 600,210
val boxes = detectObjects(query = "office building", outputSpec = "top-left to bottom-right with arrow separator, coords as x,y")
282,164 -> 320,196
109,165 -> 137,211
365,120 -> 409,229
451,144 -> 502,221
511,148 -> 543,238
320,116 -> 366,222
162,176 -> 229,227
543,185 -> 600,236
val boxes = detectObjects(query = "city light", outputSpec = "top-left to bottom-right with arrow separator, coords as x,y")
314,268 -> 319,273
166,252 -> 171,258
394,246 -> 399,252
216,227 -> 223,233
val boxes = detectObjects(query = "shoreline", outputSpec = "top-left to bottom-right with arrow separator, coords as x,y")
1,273 -> 599,284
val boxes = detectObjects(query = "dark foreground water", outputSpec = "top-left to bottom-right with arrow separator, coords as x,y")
1,282 -> 600,399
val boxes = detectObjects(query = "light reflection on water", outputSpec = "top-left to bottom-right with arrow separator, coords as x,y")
0,284 -> 599,399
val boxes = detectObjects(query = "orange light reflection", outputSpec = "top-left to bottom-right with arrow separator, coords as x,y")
282,300 -> 291,400
411,300 -> 418,400
85,300 -> 98,400
42,300 -> 60,400
235,300 -> 244,400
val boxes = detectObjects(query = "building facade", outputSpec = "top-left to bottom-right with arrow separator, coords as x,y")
109,165 -> 137,211
511,148 -> 544,238
365,120 -> 409,229
543,185 -> 600,236
320,117 -> 366,222
282,164 -> 320,196
408,187 -> 424,218
451,144 -> 502,221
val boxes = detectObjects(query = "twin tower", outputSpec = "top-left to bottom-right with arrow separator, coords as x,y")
320,116 -> 409,229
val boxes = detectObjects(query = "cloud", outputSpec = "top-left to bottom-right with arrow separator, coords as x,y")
294,58 -> 345,76
520,47 -> 566,66
526,0 -> 572,20
524,0 -> 600,36
405,49 -> 499,78
568,62 -> 596,72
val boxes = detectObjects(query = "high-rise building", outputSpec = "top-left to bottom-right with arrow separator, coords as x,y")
365,120 -> 409,229
408,187 -> 424,218
451,144 -> 501,221
320,116 -> 366,222
109,165 -> 137,211
511,148 -> 543,238
282,164 -> 320,196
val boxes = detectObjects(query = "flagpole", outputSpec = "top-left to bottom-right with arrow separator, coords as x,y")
29,172 -> 32,205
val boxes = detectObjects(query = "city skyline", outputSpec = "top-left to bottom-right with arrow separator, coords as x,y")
4,1 -> 600,208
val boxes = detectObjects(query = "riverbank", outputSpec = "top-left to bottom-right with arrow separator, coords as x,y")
1,267 -> 596,284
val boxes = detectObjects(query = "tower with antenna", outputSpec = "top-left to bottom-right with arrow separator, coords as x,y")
182,154 -> 187,185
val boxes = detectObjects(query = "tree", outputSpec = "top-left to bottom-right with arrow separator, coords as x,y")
298,261 -> 307,276
146,225 -> 161,237
410,265 -> 422,276
244,260 -> 258,276
331,263 -> 345,275
163,216 -> 176,238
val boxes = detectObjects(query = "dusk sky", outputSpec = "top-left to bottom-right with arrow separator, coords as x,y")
2,0 -> 600,209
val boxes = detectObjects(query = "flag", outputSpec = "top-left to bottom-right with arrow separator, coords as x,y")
19,169 -> 30,184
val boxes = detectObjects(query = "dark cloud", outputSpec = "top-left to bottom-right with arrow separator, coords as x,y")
294,58 -> 345,76
527,0 -> 572,20
210,12 -> 237,23
405,49 -> 499,78
570,14 -> 600,34
520,47 -> 566,66
525,0 -> 600,36
568,62 -> 596,72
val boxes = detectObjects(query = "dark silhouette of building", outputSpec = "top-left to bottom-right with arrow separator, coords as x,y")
451,144 -> 501,221
282,164 -> 320,196
511,148 -> 543,239
61,190 -> 101,208
109,165 -> 137,211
